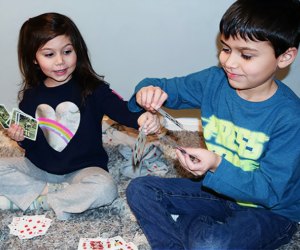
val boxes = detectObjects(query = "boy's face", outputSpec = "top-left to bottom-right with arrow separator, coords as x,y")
35,35 -> 77,87
219,34 -> 281,101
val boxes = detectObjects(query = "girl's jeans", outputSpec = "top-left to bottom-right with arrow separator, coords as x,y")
126,176 -> 297,250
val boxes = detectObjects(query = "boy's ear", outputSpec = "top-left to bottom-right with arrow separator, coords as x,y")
278,47 -> 298,69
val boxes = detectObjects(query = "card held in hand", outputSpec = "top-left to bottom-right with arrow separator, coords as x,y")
10,108 -> 38,141
156,108 -> 184,130
0,104 -> 10,129
133,127 -> 147,166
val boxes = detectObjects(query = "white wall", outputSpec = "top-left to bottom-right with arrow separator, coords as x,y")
0,0 -> 299,114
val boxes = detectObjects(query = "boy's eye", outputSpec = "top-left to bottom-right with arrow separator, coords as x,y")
241,54 -> 252,60
221,47 -> 231,54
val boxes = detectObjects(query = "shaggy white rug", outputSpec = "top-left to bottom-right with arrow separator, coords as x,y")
0,126 -> 299,250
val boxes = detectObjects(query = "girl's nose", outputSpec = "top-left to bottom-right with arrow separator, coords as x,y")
55,55 -> 64,66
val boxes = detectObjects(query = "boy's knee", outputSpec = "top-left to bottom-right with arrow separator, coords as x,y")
126,177 -> 141,198
126,176 -> 150,203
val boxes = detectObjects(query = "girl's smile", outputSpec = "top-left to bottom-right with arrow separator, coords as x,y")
53,68 -> 68,76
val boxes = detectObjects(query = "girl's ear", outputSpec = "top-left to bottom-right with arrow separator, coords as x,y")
278,47 -> 298,69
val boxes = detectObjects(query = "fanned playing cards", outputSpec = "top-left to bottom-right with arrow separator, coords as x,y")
132,126 -> 147,166
132,108 -> 185,167
0,104 -> 38,141
8,215 -> 52,239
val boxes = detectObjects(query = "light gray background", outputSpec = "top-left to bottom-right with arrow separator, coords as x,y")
0,0 -> 299,116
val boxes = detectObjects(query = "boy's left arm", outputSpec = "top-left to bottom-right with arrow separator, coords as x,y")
203,119 -> 300,210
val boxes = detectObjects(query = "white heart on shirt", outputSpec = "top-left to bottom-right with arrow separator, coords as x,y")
35,102 -> 80,152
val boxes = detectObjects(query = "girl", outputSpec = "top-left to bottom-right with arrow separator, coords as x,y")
0,12 -> 160,220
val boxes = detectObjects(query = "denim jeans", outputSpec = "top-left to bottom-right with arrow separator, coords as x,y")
126,176 -> 297,250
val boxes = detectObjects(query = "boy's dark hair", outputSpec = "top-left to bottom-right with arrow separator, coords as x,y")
220,0 -> 300,57
18,12 -> 106,103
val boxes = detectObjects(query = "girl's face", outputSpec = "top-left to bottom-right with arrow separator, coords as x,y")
219,34 -> 281,101
35,35 -> 77,87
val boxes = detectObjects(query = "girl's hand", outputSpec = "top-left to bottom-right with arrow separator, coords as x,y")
176,147 -> 222,176
136,86 -> 168,112
137,111 -> 161,135
7,124 -> 25,142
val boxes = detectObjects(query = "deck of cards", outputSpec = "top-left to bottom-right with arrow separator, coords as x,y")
131,106 -> 200,168
8,215 -> 52,239
132,107 -> 185,167
0,104 -> 38,141
78,236 -> 138,250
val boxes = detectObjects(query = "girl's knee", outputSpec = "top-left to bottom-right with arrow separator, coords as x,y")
92,178 -> 118,205
78,169 -> 118,204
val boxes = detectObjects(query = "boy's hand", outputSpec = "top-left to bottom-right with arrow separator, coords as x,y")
136,86 -> 168,112
7,123 -> 25,142
176,147 -> 222,176
137,111 -> 161,135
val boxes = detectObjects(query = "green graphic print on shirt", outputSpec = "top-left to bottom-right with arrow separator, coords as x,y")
202,115 -> 270,172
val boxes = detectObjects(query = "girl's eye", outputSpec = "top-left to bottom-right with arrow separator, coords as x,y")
44,53 -> 54,57
64,49 -> 73,55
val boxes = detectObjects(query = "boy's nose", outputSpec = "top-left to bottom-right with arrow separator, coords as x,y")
224,54 -> 239,68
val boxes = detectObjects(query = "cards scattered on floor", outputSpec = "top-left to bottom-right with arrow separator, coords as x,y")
8,215 -> 52,239
78,236 -> 138,250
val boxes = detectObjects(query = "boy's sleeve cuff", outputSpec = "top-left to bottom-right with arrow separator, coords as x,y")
128,94 -> 143,112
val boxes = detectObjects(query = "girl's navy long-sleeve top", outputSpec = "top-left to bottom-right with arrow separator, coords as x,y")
19,78 -> 142,175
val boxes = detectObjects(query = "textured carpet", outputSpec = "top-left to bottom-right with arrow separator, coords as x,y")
0,128 -> 299,250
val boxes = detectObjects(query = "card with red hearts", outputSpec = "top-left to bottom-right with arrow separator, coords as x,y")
78,236 -> 138,250
8,215 -> 52,239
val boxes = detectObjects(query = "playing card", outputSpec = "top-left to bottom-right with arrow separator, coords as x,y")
0,104 -> 10,129
10,108 -> 38,141
158,135 -> 199,163
78,238 -> 106,250
125,242 -> 138,250
132,127 -> 147,166
8,215 -> 52,239
78,236 -> 136,250
109,236 -> 127,248
156,108 -> 184,130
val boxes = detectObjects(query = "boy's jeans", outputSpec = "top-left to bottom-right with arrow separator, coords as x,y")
126,176 -> 297,250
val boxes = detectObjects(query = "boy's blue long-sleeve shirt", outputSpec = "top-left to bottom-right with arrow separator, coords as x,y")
18,78 -> 142,175
128,66 -> 300,222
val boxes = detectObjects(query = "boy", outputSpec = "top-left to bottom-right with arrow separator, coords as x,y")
126,0 -> 300,249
